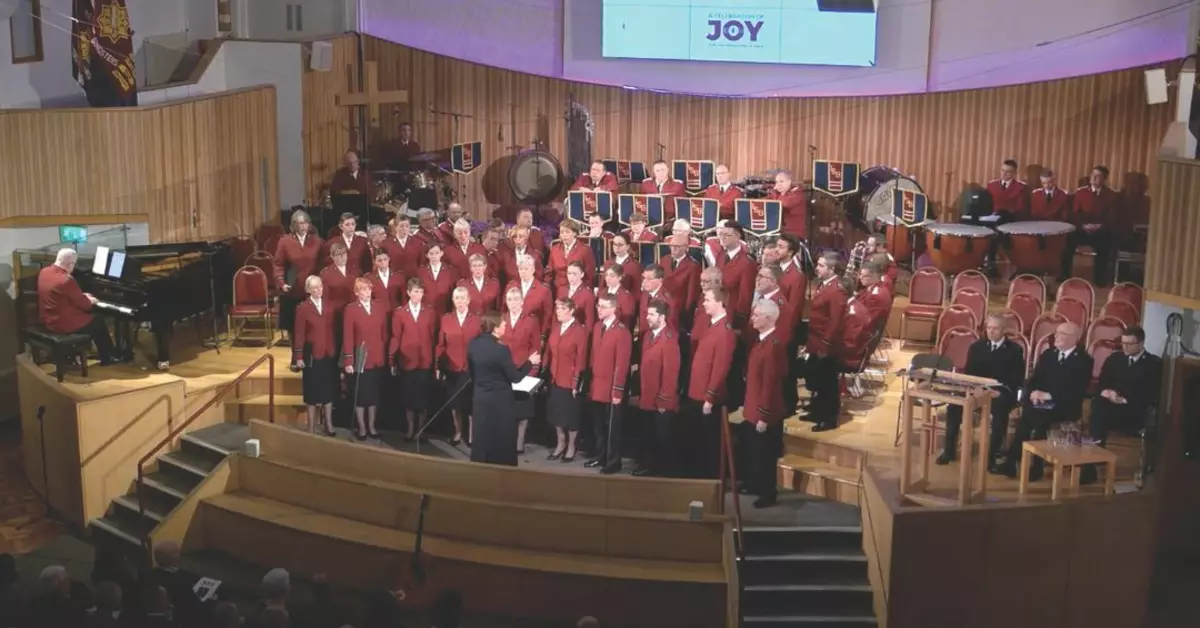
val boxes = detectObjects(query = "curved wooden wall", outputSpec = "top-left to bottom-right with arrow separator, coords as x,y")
1146,156 -> 1200,305
303,35 -> 1173,219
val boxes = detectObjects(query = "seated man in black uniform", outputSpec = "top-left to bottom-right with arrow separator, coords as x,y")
936,313 -> 1025,472
1081,325 -> 1161,484
1002,322 -> 1093,481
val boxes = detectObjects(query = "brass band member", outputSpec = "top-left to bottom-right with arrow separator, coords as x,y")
684,287 -> 737,478
343,278 -> 387,440
390,278 -> 437,441
806,253 -> 848,433
437,287 -> 480,445
585,294 -> 633,474
741,299 -> 787,508
633,299 -> 682,477
293,275 -> 337,436
546,297 -> 589,462
274,209 -> 323,341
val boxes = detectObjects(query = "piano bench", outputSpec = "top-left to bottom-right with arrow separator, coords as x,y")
25,328 -> 92,383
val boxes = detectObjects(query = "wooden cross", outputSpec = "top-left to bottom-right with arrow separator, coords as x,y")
335,61 -> 408,128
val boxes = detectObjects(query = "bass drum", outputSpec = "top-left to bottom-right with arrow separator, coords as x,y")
846,167 -> 928,232
508,150 -> 565,204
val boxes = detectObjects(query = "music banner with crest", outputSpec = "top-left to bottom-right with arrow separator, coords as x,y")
811,160 -> 861,198
617,194 -> 666,228
566,190 -> 614,224
451,141 -> 483,174
734,199 -> 783,236
603,159 -> 647,184
672,160 -> 715,193
892,189 -> 929,226
73,0 -> 138,107
674,197 -> 720,233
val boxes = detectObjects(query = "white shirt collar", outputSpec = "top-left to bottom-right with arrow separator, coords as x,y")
568,282 -> 580,296
521,279 -> 533,294
342,233 -> 354,246
560,319 -> 573,334
647,288 -> 660,299
602,316 -> 615,330
759,328 -> 775,342
780,258 -> 794,271
725,247 -> 739,261
397,235 -> 408,246
510,311 -> 521,326
822,276 -> 837,287
473,275 -> 485,288
710,312 -> 726,326
311,297 -> 322,313
1059,347 -> 1075,359
335,264 -> 347,276
606,285 -> 619,295
614,254 -> 628,264
297,233 -> 307,246
429,262 -> 441,275
378,268 -> 389,283
991,339 -> 1003,350
360,299 -> 372,315
1129,351 -> 1145,362
762,288 -> 779,300
408,301 -> 421,317
456,309 -> 468,325
652,325 -> 665,338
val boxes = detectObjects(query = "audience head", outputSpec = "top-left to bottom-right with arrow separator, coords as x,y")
718,223 -> 744,250
305,275 -> 323,299
418,207 -> 437,230
629,212 -> 648,229
453,219 -> 472,245
700,267 -> 722,291
468,253 -> 488,278
671,219 -> 692,239
776,234 -> 800,261
353,277 -> 373,301
516,207 -> 534,227
1090,165 -> 1110,188
555,297 -> 575,324
715,164 -> 731,185
517,255 -> 536,281
751,299 -> 780,332
505,287 -> 524,313
391,216 -> 412,238
985,313 -> 1006,343
589,160 -> 607,180
1040,169 -> 1057,189
432,589 -> 464,628
1121,325 -> 1146,357
670,234 -> 690,257
567,260 -> 586,286
39,565 -> 70,598
262,567 -> 291,601
344,150 -> 360,169
577,616 -> 601,628
373,248 -> 389,271
652,159 -> 669,180
153,541 -> 181,569
452,286 -> 470,312
407,277 -> 425,303
858,264 -> 879,288
773,169 -> 793,192
559,219 -> 579,243
511,225 -> 530,248
94,581 -> 122,612
1000,158 -> 1018,181
426,240 -> 445,264
1053,323 -> 1081,351
367,224 -> 387,246
482,227 -> 500,251
611,234 -> 630,259
330,242 -> 348,267
213,601 -> 242,628
446,202 -> 464,222
399,121 -> 414,140
587,212 -> 606,233
604,264 -> 623,289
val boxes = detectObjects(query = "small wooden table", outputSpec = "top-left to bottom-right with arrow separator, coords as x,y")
1019,441 -> 1118,501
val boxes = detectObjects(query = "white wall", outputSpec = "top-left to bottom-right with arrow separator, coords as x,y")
232,0 -> 350,39
1143,300 -> 1200,361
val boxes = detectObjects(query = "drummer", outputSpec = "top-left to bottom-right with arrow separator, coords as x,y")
1029,169 -> 1071,222
965,159 -> 1028,275
330,150 -> 372,197
389,122 -> 423,169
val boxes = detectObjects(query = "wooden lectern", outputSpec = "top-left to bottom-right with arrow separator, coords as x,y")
899,367 -> 1000,506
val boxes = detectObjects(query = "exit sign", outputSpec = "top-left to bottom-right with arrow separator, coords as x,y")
59,225 -> 88,243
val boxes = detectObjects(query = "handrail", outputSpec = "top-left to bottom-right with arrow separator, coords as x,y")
136,352 -> 276,547
717,408 -> 744,558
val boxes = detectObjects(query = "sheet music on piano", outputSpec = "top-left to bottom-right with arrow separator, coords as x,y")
92,246 -> 110,275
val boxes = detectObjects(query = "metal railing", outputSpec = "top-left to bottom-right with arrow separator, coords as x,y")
135,352 -> 276,546
718,409 -> 744,557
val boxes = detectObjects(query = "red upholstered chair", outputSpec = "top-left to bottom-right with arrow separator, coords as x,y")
230,235 -> 257,268
1101,300 -> 1140,327
1055,296 -> 1090,330
951,288 -> 988,331
1007,333 -> 1029,364
994,309 -> 1025,337
1087,316 -> 1126,348
1030,311 -> 1068,348
229,266 -> 275,345
1007,292 -> 1042,337
255,223 -> 285,251
953,269 -> 990,304
901,267 -> 947,345
1029,331 -> 1055,379
260,234 -> 282,259
1087,338 -> 1120,394
1106,282 -> 1144,317
1057,278 -> 1096,319
936,305 -> 978,347
937,326 -> 979,371
1008,274 -> 1047,309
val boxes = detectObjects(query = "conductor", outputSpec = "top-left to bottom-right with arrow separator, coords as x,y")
467,311 -> 540,466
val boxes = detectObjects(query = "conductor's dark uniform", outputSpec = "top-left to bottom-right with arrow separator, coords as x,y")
467,333 -> 533,466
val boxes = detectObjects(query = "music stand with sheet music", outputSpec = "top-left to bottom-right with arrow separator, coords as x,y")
900,367 -> 1001,506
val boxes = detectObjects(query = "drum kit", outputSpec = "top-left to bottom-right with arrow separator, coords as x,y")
374,152 -> 454,218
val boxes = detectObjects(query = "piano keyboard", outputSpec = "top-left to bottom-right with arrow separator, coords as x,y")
95,301 -> 134,316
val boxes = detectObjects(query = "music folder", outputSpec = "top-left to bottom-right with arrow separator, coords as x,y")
512,376 -> 542,394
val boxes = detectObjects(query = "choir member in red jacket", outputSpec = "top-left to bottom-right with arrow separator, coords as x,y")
322,213 -> 370,277
365,249 -> 405,311
634,299 -> 683,477
417,242 -> 460,317
386,217 -> 424,277
1029,169 -> 1071,222
444,219 -> 486,279
621,212 -> 659,244
741,299 -> 788,507
547,220 -> 595,291
480,227 -> 505,279
505,255 -> 554,338
438,203 -> 466,244
414,208 -> 444,249
504,287 -> 543,452
500,226 -> 545,286
638,264 -> 678,332
364,225 -> 391,274
598,265 -> 637,330
703,164 -> 744,220
546,298 -> 589,462
513,208 -> 548,259
768,170 -> 808,241
330,150 -> 373,197
437,288 -> 480,444
1062,165 -> 1120,285
459,254 -> 501,315
570,160 -> 620,192
343,278 -> 388,440
638,160 -> 687,208
293,275 -> 338,436
390,278 -> 437,440
806,253 -> 849,432
38,249 -> 118,363
605,234 -> 643,296
560,261 -> 596,329
664,236 -> 702,329
274,209 -> 324,340
684,288 -> 737,478
985,159 -> 1029,220
587,294 -> 634,474
716,224 -> 758,330
318,243 -> 355,312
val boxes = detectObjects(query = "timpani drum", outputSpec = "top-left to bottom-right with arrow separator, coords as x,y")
997,221 -> 1074,274
925,223 -> 995,274
875,214 -> 928,262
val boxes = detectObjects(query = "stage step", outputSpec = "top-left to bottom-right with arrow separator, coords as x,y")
777,455 -> 863,505
225,393 -> 306,424
742,614 -> 876,627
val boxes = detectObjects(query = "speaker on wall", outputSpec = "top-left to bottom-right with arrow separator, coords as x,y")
310,41 -> 333,72
1145,68 -> 1169,105
816,0 -> 877,13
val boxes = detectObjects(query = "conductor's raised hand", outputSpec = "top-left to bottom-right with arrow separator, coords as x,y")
528,352 -> 541,366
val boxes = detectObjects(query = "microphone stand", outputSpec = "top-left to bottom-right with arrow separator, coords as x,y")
414,372 -> 473,454
805,145 -> 818,256
17,406 -> 61,530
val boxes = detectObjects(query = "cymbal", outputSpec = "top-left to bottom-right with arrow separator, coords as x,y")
373,169 -> 401,176
407,152 -> 447,163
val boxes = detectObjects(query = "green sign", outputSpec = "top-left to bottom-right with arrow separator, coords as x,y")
59,225 -> 88,244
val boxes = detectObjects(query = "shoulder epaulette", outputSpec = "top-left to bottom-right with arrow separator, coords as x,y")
642,177 -> 654,182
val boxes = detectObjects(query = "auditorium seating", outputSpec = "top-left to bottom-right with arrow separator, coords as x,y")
1008,274 -> 1047,309
1101,299 -> 1140,327
1055,296 -> 1091,330
1107,281 -> 1144,317
901,267 -> 947,345
230,235 -> 257,268
1087,338 -> 1120,394
1007,292 -> 1042,337
952,269 -> 990,303
1057,277 -> 1096,317
950,287 -> 987,331
935,305 -> 977,348
255,223 -> 284,251
1030,311 -> 1068,348
994,309 -> 1025,337
1086,316 -> 1126,347
229,266 -> 275,345
936,326 -> 978,371
1029,332 -> 1055,377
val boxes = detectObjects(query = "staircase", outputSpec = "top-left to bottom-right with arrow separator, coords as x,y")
740,525 -> 877,628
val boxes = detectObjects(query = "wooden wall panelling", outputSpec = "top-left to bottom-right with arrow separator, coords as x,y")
1146,157 -> 1200,302
302,34 -> 361,203
303,35 -> 1174,222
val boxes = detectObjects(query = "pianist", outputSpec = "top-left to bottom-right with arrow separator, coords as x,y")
37,249 -> 121,365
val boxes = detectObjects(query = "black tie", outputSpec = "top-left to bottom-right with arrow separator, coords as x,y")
1129,357 -> 1136,366
992,343 -> 999,352
1059,352 -> 1066,363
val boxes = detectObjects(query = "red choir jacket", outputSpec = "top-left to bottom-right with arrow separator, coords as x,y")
443,241 -> 487,279
417,264 -> 460,317
547,319 -> 589,391
330,167 -> 372,197
293,297 -> 336,362
779,263 -> 808,326
458,276 -> 501,315
547,241 -> 596,291
1071,186 -> 1120,228
638,328 -> 682,412
415,227 -> 445,250
499,247 -> 546,286
638,289 -> 679,332
664,254 -> 702,319
437,221 -> 459,246
505,280 -> 554,337
744,331 -> 788,425
560,283 -> 596,330
807,277 -> 848,356
1029,187 -> 1072,222
570,172 -> 620,192
388,138 -> 422,165
318,265 -> 355,310
836,299 -> 877,367
273,234 -> 324,298
768,186 -> 808,240
758,290 -> 790,343
621,228 -> 659,244
589,319 -> 633,403
38,265 -> 94,333
342,299 -> 389,370
986,179 -> 1028,217
503,311 -> 542,371
687,314 -> 737,404
502,228 -> 549,260
389,303 -> 436,370
321,233 -> 370,277
638,178 -> 687,212
436,310 -> 480,373
855,283 -> 893,328
385,235 -> 425,277
597,286 -> 637,331
718,250 -> 758,329
365,269 -> 406,312
603,255 -> 643,295
704,183 -> 745,220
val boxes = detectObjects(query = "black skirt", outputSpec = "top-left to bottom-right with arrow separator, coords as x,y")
400,369 -> 434,413
444,370 -> 472,414
547,385 -> 581,431
351,367 -> 383,407
302,357 -> 338,405
279,295 -> 300,335
513,390 -> 535,420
